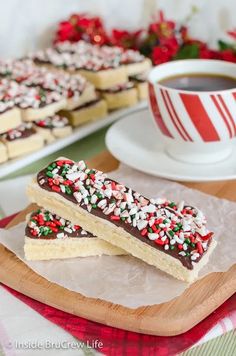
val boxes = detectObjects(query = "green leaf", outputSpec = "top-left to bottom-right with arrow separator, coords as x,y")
174,44 -> 199,60
218,40 -> 234,51
140,34 -> 159,57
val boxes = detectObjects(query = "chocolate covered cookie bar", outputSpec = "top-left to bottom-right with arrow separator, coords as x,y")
54,40 -> 151,77
34,115 -> 72,144
1,123 -> 44,159
31,45 -> 128,90
0,59 -> 95,108
18,86 -> 66,121
60,99 -> 107,127
25,208 -> 125,260
27,158 -> 216,283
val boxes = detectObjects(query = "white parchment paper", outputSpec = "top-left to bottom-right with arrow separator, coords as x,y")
0,164 -> 235,308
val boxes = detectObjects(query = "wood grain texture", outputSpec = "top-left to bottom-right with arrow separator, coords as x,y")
0,150 -> 235,336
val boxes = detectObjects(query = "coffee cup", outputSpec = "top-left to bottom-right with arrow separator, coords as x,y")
148,59 -> 236,164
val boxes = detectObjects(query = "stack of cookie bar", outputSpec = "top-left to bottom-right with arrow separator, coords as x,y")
24,158 -> 126,260
0,59 -> 96,161
30,40 -> 151,126
0,78 -> 44,161
26,157 -> 216,283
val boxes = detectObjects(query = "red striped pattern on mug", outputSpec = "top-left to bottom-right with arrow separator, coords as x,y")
149,85 -> 236,142
148,83 -> 173,138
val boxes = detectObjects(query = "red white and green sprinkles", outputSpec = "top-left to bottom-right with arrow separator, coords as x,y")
34,115 -> 69,129
27,208 -> 92,239
38,159 -> 214,264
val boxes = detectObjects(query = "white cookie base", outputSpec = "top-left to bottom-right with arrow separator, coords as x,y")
0,108 -> 22,134
125,58 -> 152,76
75,67 -> 128,90
21,99 -> 67,121
2,133 -> 44,159
60,100 -> 107,127
0,142 -> 8,163
24,235 -> 126,260
52,125 -> 73,139
34,126 -> 55,144
101,88 -> 138,110
27,179 -> 217,283
135,82 -> 148,100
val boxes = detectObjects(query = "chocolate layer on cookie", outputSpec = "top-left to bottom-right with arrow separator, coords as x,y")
26,208 -> 94,240
2,123 -> 36,141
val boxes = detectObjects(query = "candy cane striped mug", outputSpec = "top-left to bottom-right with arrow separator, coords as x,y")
148,60 -> 236,164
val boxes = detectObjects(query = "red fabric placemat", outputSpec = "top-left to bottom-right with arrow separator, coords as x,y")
0,214 -> 235,356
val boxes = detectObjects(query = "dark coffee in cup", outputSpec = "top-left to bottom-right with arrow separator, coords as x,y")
159,74 -> 236,92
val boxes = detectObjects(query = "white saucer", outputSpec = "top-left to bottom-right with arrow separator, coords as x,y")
105,109 -> 236,182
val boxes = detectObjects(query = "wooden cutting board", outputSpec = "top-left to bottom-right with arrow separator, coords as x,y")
0,151 -> 235,336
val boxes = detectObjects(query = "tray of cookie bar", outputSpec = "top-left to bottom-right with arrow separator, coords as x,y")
0,41 -> 151,178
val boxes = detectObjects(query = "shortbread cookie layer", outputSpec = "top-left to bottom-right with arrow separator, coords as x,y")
124,58 -> 152,76
99,83 -> 138,110
25,236 -> 125,260
27,158 -> 216,283
136,82 -> 148,100
0,107 -> 22,134
0,142 -> 8,163
78,67 -> 127,90
130,73 -> 148,100
60,99 -> 107,127
1,123 -> 44,158
25,208 -> 125,260
21,99 -> 67,122
33,126 -> 55,144
130,72 -> 149,99
52,125 -> 72,139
